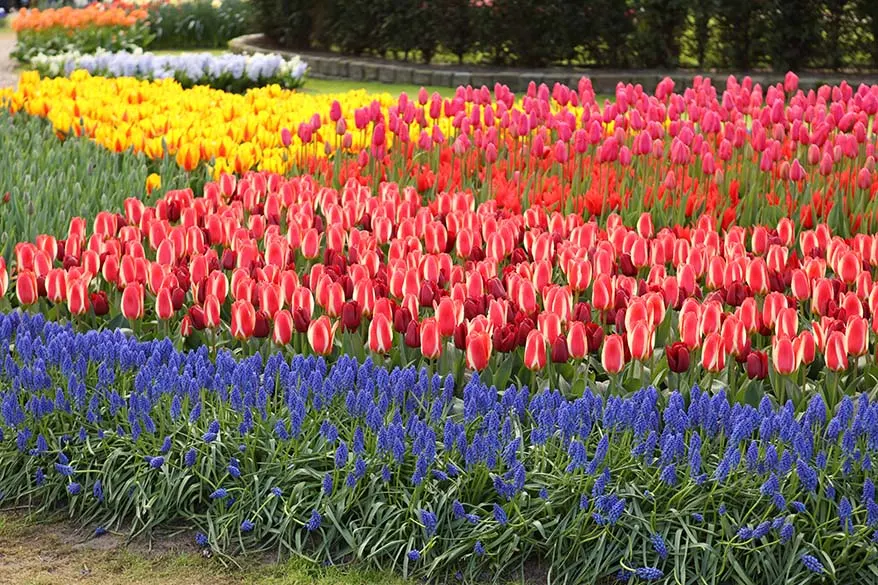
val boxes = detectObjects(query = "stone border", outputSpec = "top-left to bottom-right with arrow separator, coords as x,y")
230,34 -> 878,94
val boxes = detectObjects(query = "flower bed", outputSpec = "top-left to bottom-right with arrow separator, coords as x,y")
29,49 -> 308,92
11,5 -> 151,62
2,70 -> 878,583
1,74 -> 876,233
0,168 -> 876,411
0,311 -> 875,583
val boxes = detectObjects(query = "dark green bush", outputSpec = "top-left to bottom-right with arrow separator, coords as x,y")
148,0 -> 257,51
253,0 -> 878,71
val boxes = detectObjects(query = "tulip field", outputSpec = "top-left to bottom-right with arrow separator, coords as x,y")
3,59 -> 878,584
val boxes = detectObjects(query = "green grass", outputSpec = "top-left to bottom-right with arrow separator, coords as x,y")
152,48 -> 231,57
0,511 -> 411,585
301,77 -> 456,98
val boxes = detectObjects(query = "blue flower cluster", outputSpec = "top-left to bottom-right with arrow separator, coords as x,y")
29,49 -> 308,92
0,311 -> 875,583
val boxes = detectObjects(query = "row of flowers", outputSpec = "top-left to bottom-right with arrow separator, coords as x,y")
2,74 -> 877,233
29,49 -> 308,92
11,5 -> 148,32
2,170 -> 878,406
0,310 -> 874,583
10,4 -> 153,62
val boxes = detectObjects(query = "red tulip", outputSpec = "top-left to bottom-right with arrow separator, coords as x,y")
0,258 -> 7,298
301,228 -> 321,259
368,313 -> 393,353
204,294 -> 221,328
420,317 -> 442,359
601,334 -> 625,374
435,297 -> 461,337
465,330 -> 492,370
121,283 -> 144,321
845,316 -> 869,356
795,331 -> 817,365
524,329 -> 547,370
771,336 -> 798,375
180,315 -> 193,337
307,315 -> 335,355
825,331 -> 849,371
584,322 -> 604,353
666,342 -> 690,373
156,287 -> 174,320
837,252 -> 860,285
567,321 -> 588,359
66,277 -> 89,316
627,322 -> 654,361
46,268 -> 67,303
700,332 -> 726,372
231,300 -> 256,340
273,309 -> 294,345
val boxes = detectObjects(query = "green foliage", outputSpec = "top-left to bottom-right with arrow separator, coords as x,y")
254,0 -> 878,71
0,110 -> 203,259
147,0 -> 257,51
631,0 -> 692,68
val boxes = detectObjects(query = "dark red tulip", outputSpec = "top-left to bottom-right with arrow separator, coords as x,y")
515,317 -> 535,347
253,310 -> 270,338
453,322 -> 468,350
666,342 -> 691,373
293,307 -> 311,333
493,323 -> 517,353
573,301 -> 592,323
393,307 -> 412,334
90,291 -> 110,316
584,322 -> 604,353
550,336 -> 569,363
341,300 -> 362,332
745,350 -> 768,380
404,319 -> 420,348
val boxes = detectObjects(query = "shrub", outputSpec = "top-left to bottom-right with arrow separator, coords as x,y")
147,0 -> 257,51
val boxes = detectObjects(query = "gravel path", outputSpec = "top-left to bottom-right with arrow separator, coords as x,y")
0,32 -> 18,88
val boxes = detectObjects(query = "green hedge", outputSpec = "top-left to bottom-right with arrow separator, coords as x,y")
253,0 -> 878,70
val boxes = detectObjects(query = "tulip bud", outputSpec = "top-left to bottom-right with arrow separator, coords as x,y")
745,350 -> 768,380
601,334 -> 625,374
666,342 -> 690,373
307,316 -> 335,355
524,330 -> 547,370
368,313 -> 393,354
466,330 -> 493,370
420,317 -> 442,359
